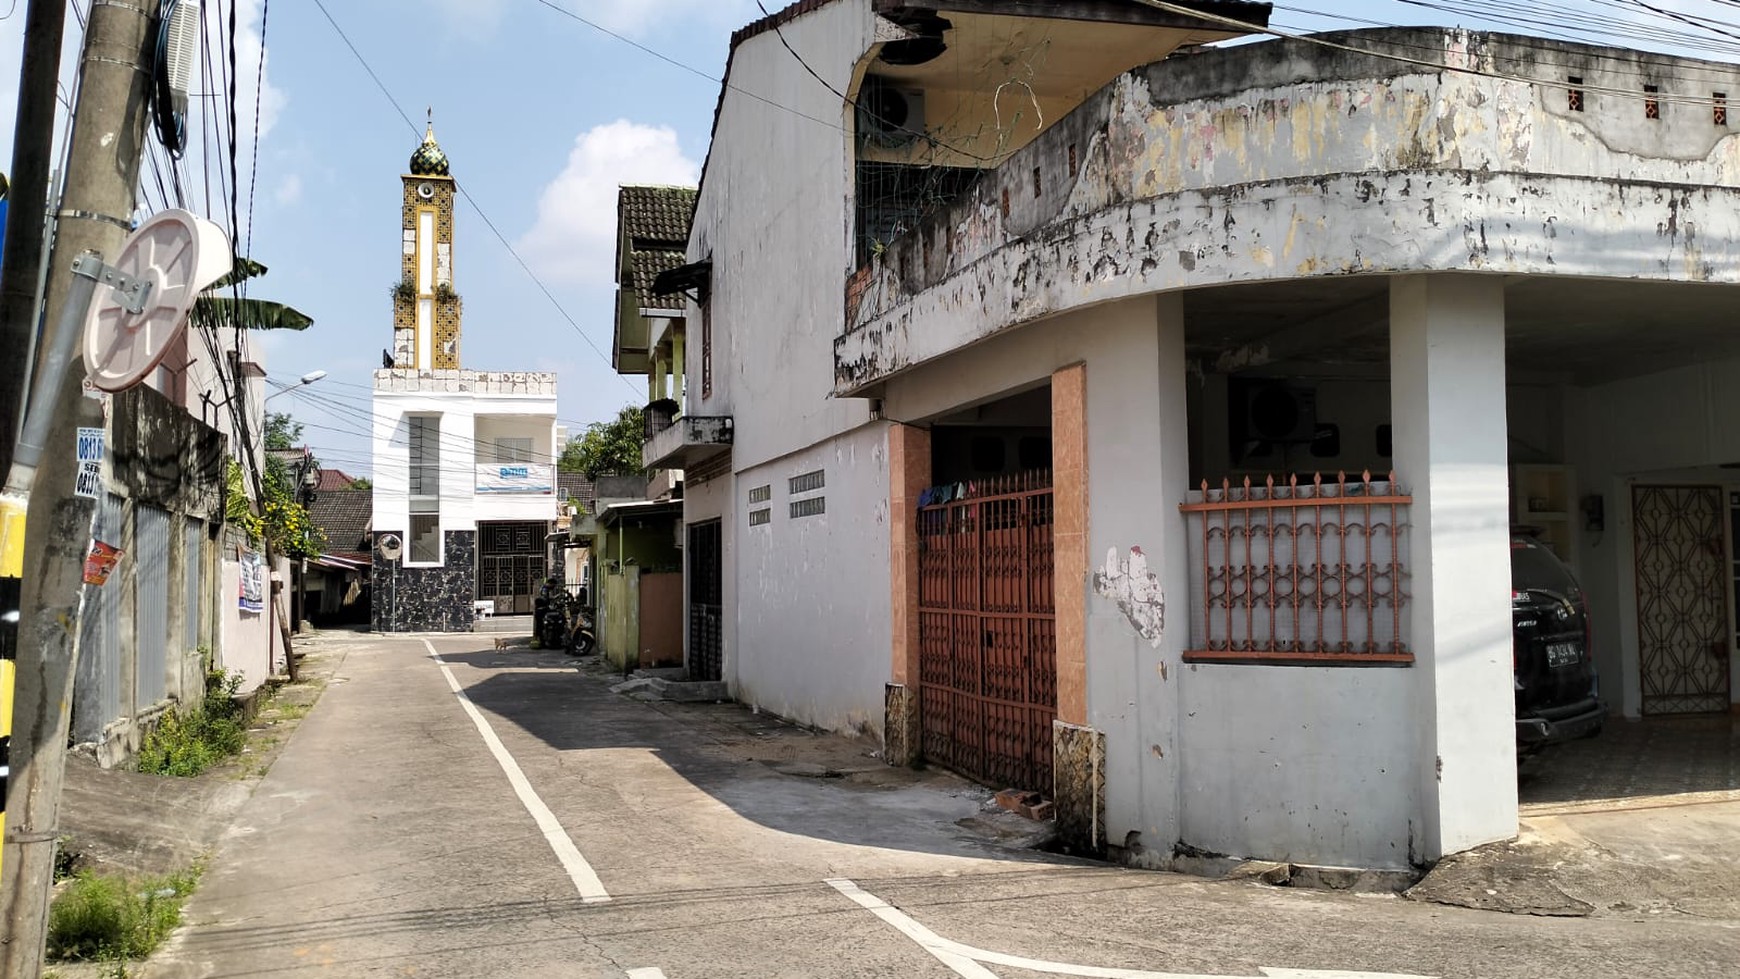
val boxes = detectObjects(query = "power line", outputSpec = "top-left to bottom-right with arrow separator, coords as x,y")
308,0 -> 642,398
1137,0 -> 1738,107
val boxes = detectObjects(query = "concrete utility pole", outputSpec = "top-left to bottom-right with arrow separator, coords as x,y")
0,1 -> 158,974
0,0 -> 70,475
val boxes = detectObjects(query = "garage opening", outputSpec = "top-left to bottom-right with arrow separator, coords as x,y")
918,384 -> 1056,793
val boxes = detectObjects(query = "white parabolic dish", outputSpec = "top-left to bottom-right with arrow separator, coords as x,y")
83,208 -> 233,393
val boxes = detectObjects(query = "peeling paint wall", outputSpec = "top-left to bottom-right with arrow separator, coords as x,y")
838,28 -> 1740,393
1094,546 -> 1164,648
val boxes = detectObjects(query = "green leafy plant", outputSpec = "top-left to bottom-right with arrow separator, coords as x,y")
559,405 -> 646,477
46,866 -> 201,962
391,275 -> 416,302
434,282 -> 459,302
137,670 -> 247,778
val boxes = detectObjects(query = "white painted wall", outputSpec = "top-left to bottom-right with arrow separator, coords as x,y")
733,425 -> 891,737
1567,355 -> 1740,714
689,0 -> 874,472
372,380 -> 560,536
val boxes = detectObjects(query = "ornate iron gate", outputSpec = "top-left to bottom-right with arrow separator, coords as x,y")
689,520 -> 723,681
478,521 -> 546,614
1634,485 -> 1731,714
917,470 -> 1056,792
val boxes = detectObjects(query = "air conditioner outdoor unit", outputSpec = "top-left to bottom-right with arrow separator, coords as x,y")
858,77 -> 925,149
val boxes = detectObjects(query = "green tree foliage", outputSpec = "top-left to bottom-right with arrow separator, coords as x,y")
226,457 -> 326,560
263,411 -> 301,450
346,477 -> 373,491
559,405 -> 645,476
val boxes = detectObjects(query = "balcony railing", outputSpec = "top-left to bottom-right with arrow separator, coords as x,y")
642,413 -> 732,471
1179,471 -> 1412,666
475,463 -> 555,495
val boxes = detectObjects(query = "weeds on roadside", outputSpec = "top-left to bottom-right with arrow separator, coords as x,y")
46,867 -> 200,962
136,669 -> 246,777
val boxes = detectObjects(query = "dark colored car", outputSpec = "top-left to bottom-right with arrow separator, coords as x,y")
1512,535 -> 1605,750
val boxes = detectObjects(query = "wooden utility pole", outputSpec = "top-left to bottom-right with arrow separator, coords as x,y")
0,1 -> 158,973
0,0 -> 70,475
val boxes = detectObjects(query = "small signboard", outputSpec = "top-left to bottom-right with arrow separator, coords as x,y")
73,427 -> 105,499
82,540 -> 122,586
238,550 -> 265,613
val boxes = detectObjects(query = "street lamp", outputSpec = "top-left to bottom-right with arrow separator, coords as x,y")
266,369 -> 327,402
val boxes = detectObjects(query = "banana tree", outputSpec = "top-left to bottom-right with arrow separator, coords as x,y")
188,258 -> 313,332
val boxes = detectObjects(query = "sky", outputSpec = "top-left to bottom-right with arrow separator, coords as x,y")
0,0 -> 1731,480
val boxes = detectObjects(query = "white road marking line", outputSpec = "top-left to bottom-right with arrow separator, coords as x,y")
424,639 -> 610,904
825,879 -> 1434,979
625,969 -> 669,979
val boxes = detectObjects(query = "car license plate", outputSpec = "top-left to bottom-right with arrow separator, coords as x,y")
1546,642 -> 1580,668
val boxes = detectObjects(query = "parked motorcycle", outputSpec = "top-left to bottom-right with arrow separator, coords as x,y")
564,604 -> 596,657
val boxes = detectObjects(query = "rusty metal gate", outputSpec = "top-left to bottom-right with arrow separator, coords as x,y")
1634,485 -> 1731,714
917,470 -> 1056,792
688,520 -> 723,681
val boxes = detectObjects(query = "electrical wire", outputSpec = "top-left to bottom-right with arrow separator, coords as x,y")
1135,0 -> 1737,107
309,0 -> 642,398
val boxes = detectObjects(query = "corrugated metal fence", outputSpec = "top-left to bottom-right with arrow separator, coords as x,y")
73,494 -> 126,743
135,506 -> 171,707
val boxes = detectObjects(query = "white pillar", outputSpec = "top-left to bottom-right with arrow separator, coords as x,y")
1390,274 -> 1517,860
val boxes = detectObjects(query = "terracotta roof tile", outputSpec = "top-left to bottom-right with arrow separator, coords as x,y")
618,185 -> 697,247
307,488 -> 374,556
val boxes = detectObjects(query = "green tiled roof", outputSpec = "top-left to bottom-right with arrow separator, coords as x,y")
618,185 -> 697,246
629,249 -> 688,298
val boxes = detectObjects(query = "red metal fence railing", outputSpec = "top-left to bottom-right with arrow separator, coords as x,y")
1179,471 -> 1412,665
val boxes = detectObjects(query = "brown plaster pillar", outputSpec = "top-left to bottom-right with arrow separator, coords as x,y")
1052,363 -> 1089,727
885,422 -> 930,766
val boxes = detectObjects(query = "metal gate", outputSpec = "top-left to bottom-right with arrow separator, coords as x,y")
917,470 -> 1056,792
136,506 -> 172,707
1634,485 -> 1731,714
73,494 -> 125,743
688,520 -> 723,681
477,521 -> 546,614
183,517 -> 204,656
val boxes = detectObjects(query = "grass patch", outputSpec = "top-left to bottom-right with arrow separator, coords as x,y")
47,867 -> 200,963
137,670 -> 246,778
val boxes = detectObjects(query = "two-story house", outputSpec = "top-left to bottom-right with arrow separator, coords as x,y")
682,0 -> 1740,875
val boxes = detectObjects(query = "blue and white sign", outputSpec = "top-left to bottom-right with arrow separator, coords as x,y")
476,463 -> 554,495
73,427 -> 106,499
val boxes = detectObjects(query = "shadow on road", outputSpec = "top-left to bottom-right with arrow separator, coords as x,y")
434,643 -> 1068,864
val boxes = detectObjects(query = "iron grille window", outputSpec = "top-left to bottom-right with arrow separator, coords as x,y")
1716,92 -> 1729,126
1567,76 -> 1584,112
1644,85 -> 1660,120
789,469 -> 825,494
749,508 -> 771,526
701,302 -> 713,401
748,484 -> 772,504
790,497 -> 825,519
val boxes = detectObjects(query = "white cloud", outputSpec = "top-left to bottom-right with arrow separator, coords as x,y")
274,173 -> 303,207
578,0 -> 760,36
516,120 -> 700,285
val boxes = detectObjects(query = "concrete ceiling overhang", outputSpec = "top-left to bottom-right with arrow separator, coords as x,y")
1183,274 -> 1740,387
866,6 -> 1251,101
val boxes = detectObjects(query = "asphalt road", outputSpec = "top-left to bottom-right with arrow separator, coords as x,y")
142,632 -> 1740,979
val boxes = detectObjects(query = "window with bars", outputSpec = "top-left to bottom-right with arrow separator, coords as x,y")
749,508 -> 771,526
1567,76 -> 1584,112
789,469 -> 825,494
701,301 -> 713,401
748,484 -> 771,504
790,497 -> 825,519
1644,84 -> 1660,120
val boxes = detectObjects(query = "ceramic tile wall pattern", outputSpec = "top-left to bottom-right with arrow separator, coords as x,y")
371,530 -> 477,632
1053,719 -> 1105,856
883,683 -> 920,767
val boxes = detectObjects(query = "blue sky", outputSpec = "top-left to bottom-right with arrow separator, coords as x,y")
0,1 -> 1726,478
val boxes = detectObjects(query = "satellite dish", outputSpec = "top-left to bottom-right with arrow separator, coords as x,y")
84,208 -> 232,392
377,533 -> 403,561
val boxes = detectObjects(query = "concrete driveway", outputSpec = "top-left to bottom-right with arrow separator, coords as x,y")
1411,714 -> 1740,918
